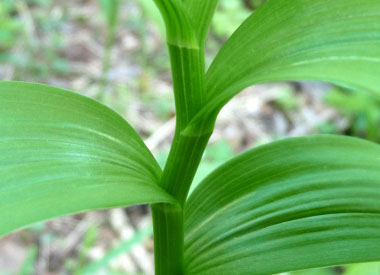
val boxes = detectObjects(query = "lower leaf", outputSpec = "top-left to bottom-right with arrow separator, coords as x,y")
0,81 -> 175,236
185,135 -> 380,275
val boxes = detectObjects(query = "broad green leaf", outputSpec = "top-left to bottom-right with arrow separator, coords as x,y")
184,0 -> 380,134
0,81 -> 175,236
184,0 -> 219,47
153,0 -> 198,48
185,135 -> 380,275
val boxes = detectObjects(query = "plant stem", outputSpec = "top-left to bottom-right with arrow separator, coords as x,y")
151,203 -> 184,274
151,38 -> 211,274
161,130 -> 211,205
151,129 -> 210,275
167,44 -> 205,131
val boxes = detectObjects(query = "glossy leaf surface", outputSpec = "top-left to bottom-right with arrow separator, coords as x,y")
185,0 -> 380,134
0,81 -> 175,236
185,135 -> 380,275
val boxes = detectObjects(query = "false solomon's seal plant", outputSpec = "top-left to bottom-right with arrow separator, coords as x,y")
1,0 -> 380,274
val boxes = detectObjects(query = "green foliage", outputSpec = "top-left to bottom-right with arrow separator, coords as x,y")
0,1 -> 23,51
1,1 -> 380,274
326,88 -> 380,142
191,140 -> 235,193
274,87 -> 301,111
185,0 -> 380,135
185,135 -> 380,274
0,81 -> 175,237
212,0 -> 250,37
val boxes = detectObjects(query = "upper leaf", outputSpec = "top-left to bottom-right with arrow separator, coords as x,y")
0,81 -> 175,236
153,0 -> 218,49
185,135 -> 380,274
153,0 -> 198,48
184,0 -> 380,134
184,0 -> 219,47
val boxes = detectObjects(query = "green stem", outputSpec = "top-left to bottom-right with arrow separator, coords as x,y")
151,127 -> 211,275
167,43 -> 205,131
161,130 -> 211,205
151,203 -> 184,274
149,2 -> 213,270
151,38 -> 211,273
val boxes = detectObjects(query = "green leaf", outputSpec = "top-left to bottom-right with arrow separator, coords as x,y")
184,135 -> 380,275
153,0 -> 218,49
0,81 -> 175,237
153,0 -> 198,48
184,0 -> 380,135
184,0 -> 219,47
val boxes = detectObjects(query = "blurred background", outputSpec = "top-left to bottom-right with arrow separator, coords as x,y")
1,0 -> 380,274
